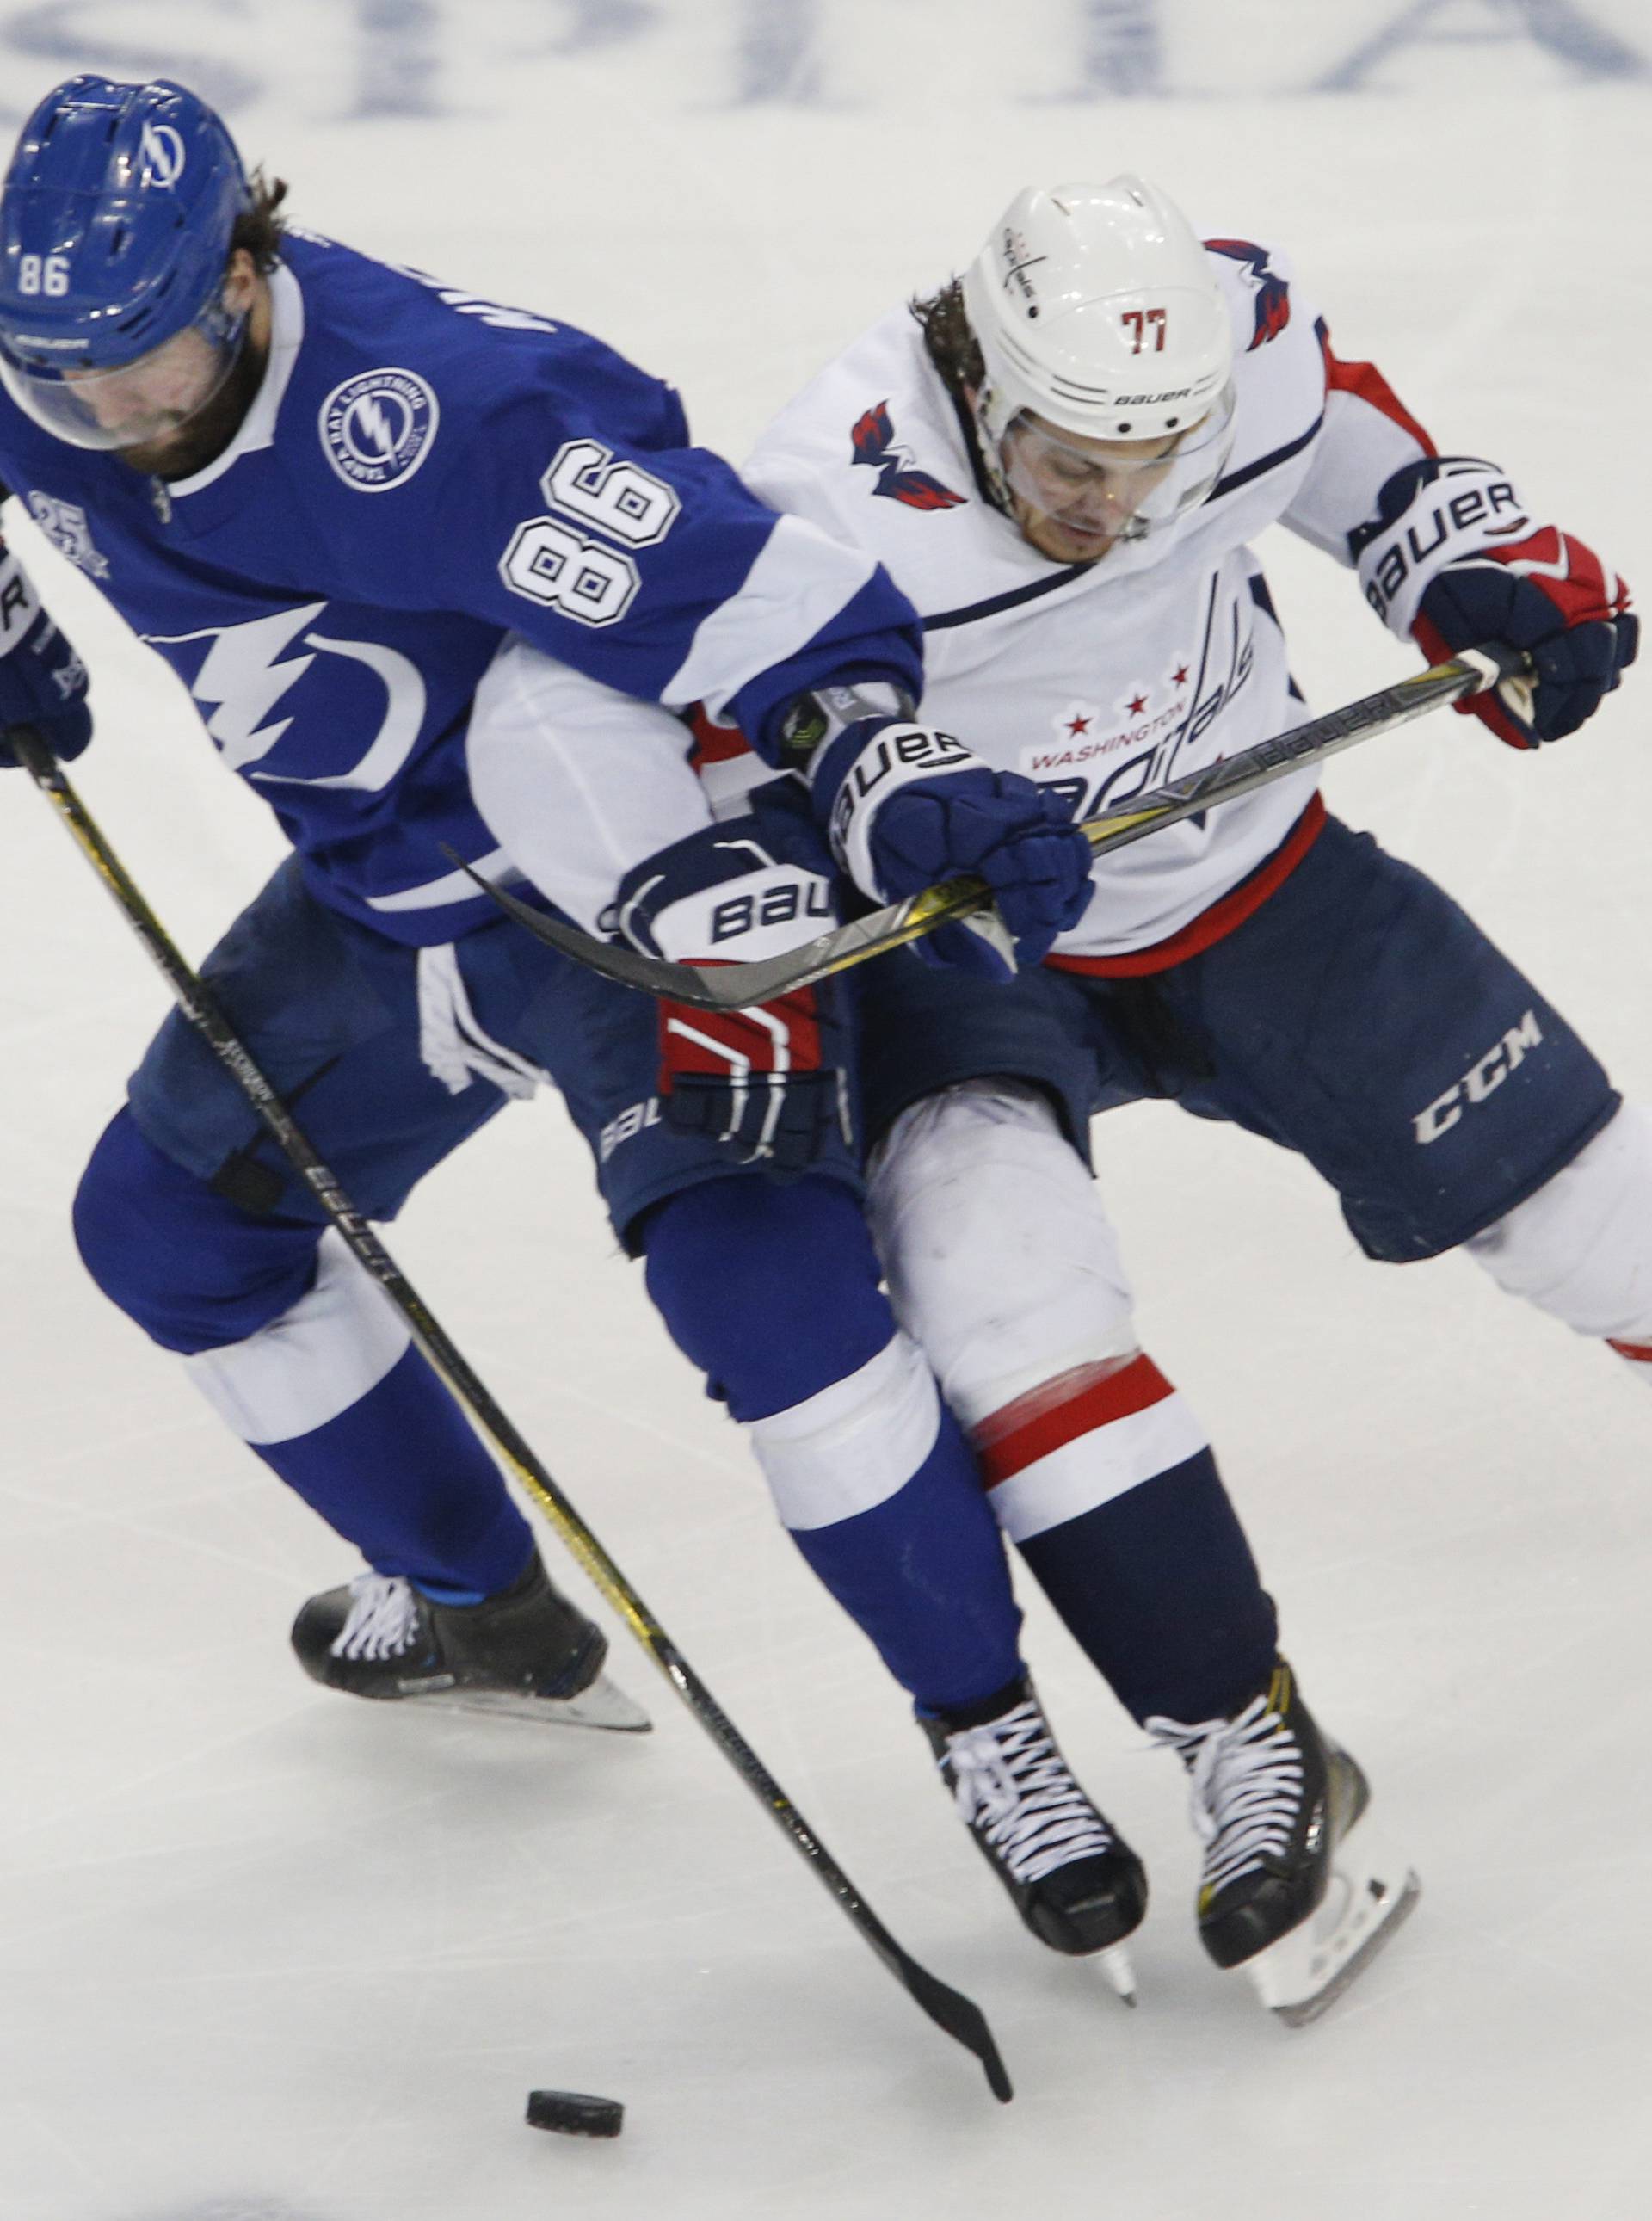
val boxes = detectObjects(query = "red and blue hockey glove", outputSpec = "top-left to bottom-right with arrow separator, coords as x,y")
652,984 -> 846,1177
809,717 -> 1094,980
1353,458 -> 1637,750
0,533 -> 92,765
615,785 -> 852,1179
1415,527 -> 1637,748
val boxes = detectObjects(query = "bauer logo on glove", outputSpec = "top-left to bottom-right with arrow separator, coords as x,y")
615,786 -> 855,1178
807,712 -> 1094,979
1353,458 -> 1637,749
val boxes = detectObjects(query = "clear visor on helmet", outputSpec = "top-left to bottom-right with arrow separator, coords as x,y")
0,287 -> 247,453
997,380 -> 1237,545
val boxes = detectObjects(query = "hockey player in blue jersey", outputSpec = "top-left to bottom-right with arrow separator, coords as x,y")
0,71 -> 1183,1973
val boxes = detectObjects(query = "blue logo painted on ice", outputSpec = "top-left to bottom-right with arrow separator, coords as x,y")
320,368 -> 440,491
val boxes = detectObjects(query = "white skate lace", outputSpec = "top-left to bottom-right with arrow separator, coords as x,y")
941,1699 -> 1116,1886
330,1574 -> 422,1663
1145,1693 -> 1304,1898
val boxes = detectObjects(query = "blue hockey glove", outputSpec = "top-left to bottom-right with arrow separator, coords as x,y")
1415,526 -> 1637,748
615,782 -> 854,1179
1353,459 -> 1637,750
0,534 -> 91,765
812,719 -> 1094,980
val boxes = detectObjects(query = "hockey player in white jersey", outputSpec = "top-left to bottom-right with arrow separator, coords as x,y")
709,175 -> 1638,2020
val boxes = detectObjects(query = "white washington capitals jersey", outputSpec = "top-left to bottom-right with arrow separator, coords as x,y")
0,231 -> 921,944
741,239 -> 1437,966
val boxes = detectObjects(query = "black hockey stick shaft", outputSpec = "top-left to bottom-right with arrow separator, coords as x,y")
13,727 -> 1013,2106
460,644 -> 1526,1011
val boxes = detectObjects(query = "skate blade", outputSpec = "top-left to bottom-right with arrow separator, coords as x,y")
1094,1942 -> 1137,2008
417,1669 -> 653,1734
1247,1823 -> 1420,2026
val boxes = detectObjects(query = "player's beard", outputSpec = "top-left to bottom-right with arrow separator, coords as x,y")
116,330 -> 270,484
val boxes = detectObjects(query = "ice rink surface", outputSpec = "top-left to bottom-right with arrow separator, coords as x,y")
2,3 -> 1651,2214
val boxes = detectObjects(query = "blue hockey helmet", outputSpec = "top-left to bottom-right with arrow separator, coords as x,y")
0,76 -> 255,450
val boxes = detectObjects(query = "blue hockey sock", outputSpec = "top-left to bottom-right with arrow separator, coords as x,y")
971,1353 -> 1278,1724
644,1175 -> 1023,1708
1014,1448 -> 1277,1725
75,1110 -> 533,1597
251,1343 -> 536,1598
776,1382 -> 1024,1711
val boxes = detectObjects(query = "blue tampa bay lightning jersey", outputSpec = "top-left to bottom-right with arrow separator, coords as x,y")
0,229 -> 922,943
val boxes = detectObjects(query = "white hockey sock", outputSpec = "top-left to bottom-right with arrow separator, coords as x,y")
743,1330 -> 940,1532
1462,1104 -> 1652,1369
972,1353 -> 1210,1543
182,1228 -> 410,1444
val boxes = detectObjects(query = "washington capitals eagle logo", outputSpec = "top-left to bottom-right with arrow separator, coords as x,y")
850,402 -> 967,511
1205,240 -> 1291,351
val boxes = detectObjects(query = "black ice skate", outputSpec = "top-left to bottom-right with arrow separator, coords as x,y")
291,1552 -> 650,1732
923,1676 -> 1147,2001
1147,1659 -> 1418,2023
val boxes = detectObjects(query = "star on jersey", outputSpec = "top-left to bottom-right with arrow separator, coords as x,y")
850,401 -> 968,511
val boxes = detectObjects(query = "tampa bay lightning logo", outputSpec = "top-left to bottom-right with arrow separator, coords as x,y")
320,368 -> 441,492
139,124 -> 187,189
851,402 -> 967,511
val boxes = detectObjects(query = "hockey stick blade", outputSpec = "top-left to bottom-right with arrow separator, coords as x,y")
647,1638 -> 1014,2100
901,1962 -> 1013,2101
454,645 -> 1523,1011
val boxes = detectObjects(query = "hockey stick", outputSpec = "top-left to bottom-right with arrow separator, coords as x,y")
456,644 -> 1525,1010
11,725 -> 1014,2107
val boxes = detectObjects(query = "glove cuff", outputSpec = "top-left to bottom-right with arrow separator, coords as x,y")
811,719 -> 979,896
614,818 -> 837,962
1353,456 -> 1533,639
0,534 -> 43,655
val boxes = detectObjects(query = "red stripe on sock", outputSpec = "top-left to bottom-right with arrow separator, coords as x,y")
976,1354 -> 1175,1488
1608,1337 -> 1652,1363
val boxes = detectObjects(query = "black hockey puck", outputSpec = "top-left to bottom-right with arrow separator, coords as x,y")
526,2088 -> 624,2138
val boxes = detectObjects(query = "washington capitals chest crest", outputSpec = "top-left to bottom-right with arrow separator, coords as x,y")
850,402 -> 966,511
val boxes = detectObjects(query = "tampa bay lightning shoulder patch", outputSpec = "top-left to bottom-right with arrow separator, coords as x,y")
320,368 -> 441,491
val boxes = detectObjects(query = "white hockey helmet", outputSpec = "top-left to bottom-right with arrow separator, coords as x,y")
961,176 -> 1236,539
